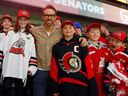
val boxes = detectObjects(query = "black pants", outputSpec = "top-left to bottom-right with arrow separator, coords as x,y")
23,75 -> 33,96
59,83 -> 88,96
2,77 -> 23,96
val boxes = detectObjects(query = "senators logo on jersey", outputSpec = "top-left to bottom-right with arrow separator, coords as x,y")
59,52 -> 81,73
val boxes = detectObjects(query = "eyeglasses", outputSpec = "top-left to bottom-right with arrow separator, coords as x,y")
44,14 -> 56,18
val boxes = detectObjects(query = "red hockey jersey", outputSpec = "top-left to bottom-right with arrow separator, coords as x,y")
104,46 -> 128,96
88,40 -> 112,96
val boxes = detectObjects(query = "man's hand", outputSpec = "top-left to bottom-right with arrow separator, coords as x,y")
79,37 -> 88,47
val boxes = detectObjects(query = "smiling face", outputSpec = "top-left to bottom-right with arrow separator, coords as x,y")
109,37 -> 125,51
18,17 -> 29,29
62,24 -> 75,40
86,27 -> 101,42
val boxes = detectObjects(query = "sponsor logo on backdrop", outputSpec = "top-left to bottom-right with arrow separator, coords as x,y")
120,9 -> 128,24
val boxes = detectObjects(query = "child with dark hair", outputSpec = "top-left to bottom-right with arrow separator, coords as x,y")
0,10 -> 37,96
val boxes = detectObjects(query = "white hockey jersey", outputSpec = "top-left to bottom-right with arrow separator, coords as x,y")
0,30 -> 37,83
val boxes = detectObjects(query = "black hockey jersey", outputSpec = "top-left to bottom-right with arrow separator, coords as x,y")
47,38 -> 98,96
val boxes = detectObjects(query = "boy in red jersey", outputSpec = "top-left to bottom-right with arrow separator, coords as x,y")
86,23 -> 112,96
